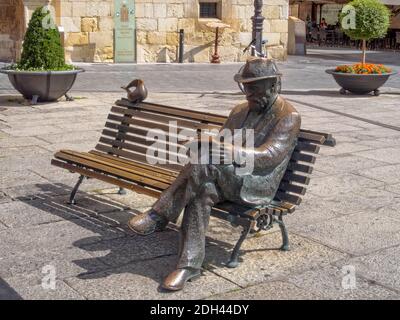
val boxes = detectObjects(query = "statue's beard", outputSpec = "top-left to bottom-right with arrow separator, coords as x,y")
248,94 -> 276,112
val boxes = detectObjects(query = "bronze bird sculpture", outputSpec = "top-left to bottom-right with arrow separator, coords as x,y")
121,79 -> 148,103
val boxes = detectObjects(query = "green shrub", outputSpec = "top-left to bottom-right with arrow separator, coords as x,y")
340,0 -> 390,40
340,0 -> 391,64
16,6 -> 73,71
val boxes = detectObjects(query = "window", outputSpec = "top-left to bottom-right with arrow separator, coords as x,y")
199,2 -> 218,19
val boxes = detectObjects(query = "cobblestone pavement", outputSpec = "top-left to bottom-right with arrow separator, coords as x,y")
0,49 -> 400,299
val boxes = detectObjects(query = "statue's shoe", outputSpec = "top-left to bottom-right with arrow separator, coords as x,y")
161,268 -> 201,291
127,210 -> 168,236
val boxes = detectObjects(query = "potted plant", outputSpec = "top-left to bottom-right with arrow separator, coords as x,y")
0,4 -> 83,104
325,0 -> 396,96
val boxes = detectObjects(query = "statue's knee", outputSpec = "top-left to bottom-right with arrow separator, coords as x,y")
199,182 -> 220,204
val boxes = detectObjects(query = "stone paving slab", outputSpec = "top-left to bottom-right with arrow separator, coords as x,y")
295,187 -> 400,221
35,131 -> 102,144
354,147 -> 400,165
384,183 -> 400,195
39,141 -> 98,153
0,170 -> 50,189
0,199 -> 80,228
306,173 -> 385,198
207,281 -> 323,300
294,211 -> 400,256
93,188 -> 158,210
0,243 -> 110,280
1,125 -> 65,138
0,221 -> 7,231
0,146 -> 50,158
203,231 -> 347,288
0,192 -> 132,229
0,155 -> 52,174
340,245 -> 400,292
0,136 -> 50,148
1,183 -> 75,200
317,142 -> 375,157
313,154 -> 389,175
287,264 -> 398,300
0,191 -> 11,204
357,137 -> 400,149
2,273 -> 85,300
0,219 -> 125,256
355,164 -> 400,185
64,255 -> 240,300
79,230 -> 179,268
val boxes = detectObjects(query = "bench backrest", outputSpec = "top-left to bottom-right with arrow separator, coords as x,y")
95,99 -> 335,209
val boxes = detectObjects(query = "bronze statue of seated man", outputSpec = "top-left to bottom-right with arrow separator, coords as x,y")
128,58 -> 301,291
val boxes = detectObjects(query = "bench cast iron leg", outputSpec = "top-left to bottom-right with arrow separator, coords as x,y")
118,187 -> 127,195
68,175 -> 85,205
226,221 -> 251,268
31,95 -> 39,105
275,215 -> 289,251
65,93 -> 74,101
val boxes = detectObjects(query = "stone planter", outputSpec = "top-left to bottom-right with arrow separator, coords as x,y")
325,69 -> 396,96
0,68 -> 84,103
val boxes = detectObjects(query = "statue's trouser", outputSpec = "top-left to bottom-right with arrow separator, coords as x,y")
152,164 -> 226,270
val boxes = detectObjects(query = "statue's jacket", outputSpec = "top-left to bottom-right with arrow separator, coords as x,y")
216,96 -> 301,207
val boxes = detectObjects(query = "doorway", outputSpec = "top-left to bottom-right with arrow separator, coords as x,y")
0,0 -> 25,62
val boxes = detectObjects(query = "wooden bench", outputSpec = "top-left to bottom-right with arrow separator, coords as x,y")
51,97 -> 336,268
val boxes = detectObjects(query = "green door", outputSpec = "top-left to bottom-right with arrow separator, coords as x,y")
114,0 -> 136,63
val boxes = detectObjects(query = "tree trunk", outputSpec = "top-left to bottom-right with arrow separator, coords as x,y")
362,39 -> 366,65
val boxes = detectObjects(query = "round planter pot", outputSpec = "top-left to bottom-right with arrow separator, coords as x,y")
325,69 -> 396,95
0,68 -> 84,102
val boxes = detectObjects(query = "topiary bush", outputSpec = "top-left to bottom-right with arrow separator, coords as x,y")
16,6 -> 73,71
340,0 -> 391,64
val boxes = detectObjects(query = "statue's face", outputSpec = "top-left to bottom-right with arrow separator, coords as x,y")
243,78 -> 276,111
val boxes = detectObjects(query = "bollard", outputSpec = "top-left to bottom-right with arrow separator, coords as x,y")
178,29 -> 184,63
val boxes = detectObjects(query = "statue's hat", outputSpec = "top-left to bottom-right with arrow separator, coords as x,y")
234,57 -> 282,83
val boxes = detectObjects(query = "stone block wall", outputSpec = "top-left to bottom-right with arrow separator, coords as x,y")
3,0 -> 289,63
58,0 -> 114,62
135,0 -> 289,63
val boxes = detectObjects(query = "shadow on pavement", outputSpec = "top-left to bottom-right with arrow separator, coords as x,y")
0,278 -> 23,300
17,183 -> 269,291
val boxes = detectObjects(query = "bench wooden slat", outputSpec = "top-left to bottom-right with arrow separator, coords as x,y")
57,150 -> 177,185
270,201 -> 296,214
214,202 -> 259,219
89,150 -> 179,177
51,159 -> 162,198
101,129 -> 187,150
298,132 -> 326,144
295,142 -> 320,154
105,122 -> 153,137
54,151 -> 171,190
278,182 -> 307,195
300,129 -> 336,146
108,114 -> 187,134
117,99 -> 227,125
95,143 -> 184,171
287,161 -> 313,174
282,172 -> 310,185
98,137 -> 187,162
111,106 -> 221,131
292,151 -> 316,164
275,191 -> 302,205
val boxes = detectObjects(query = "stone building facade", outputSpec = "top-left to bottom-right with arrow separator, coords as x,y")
0,0 -> 289,63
